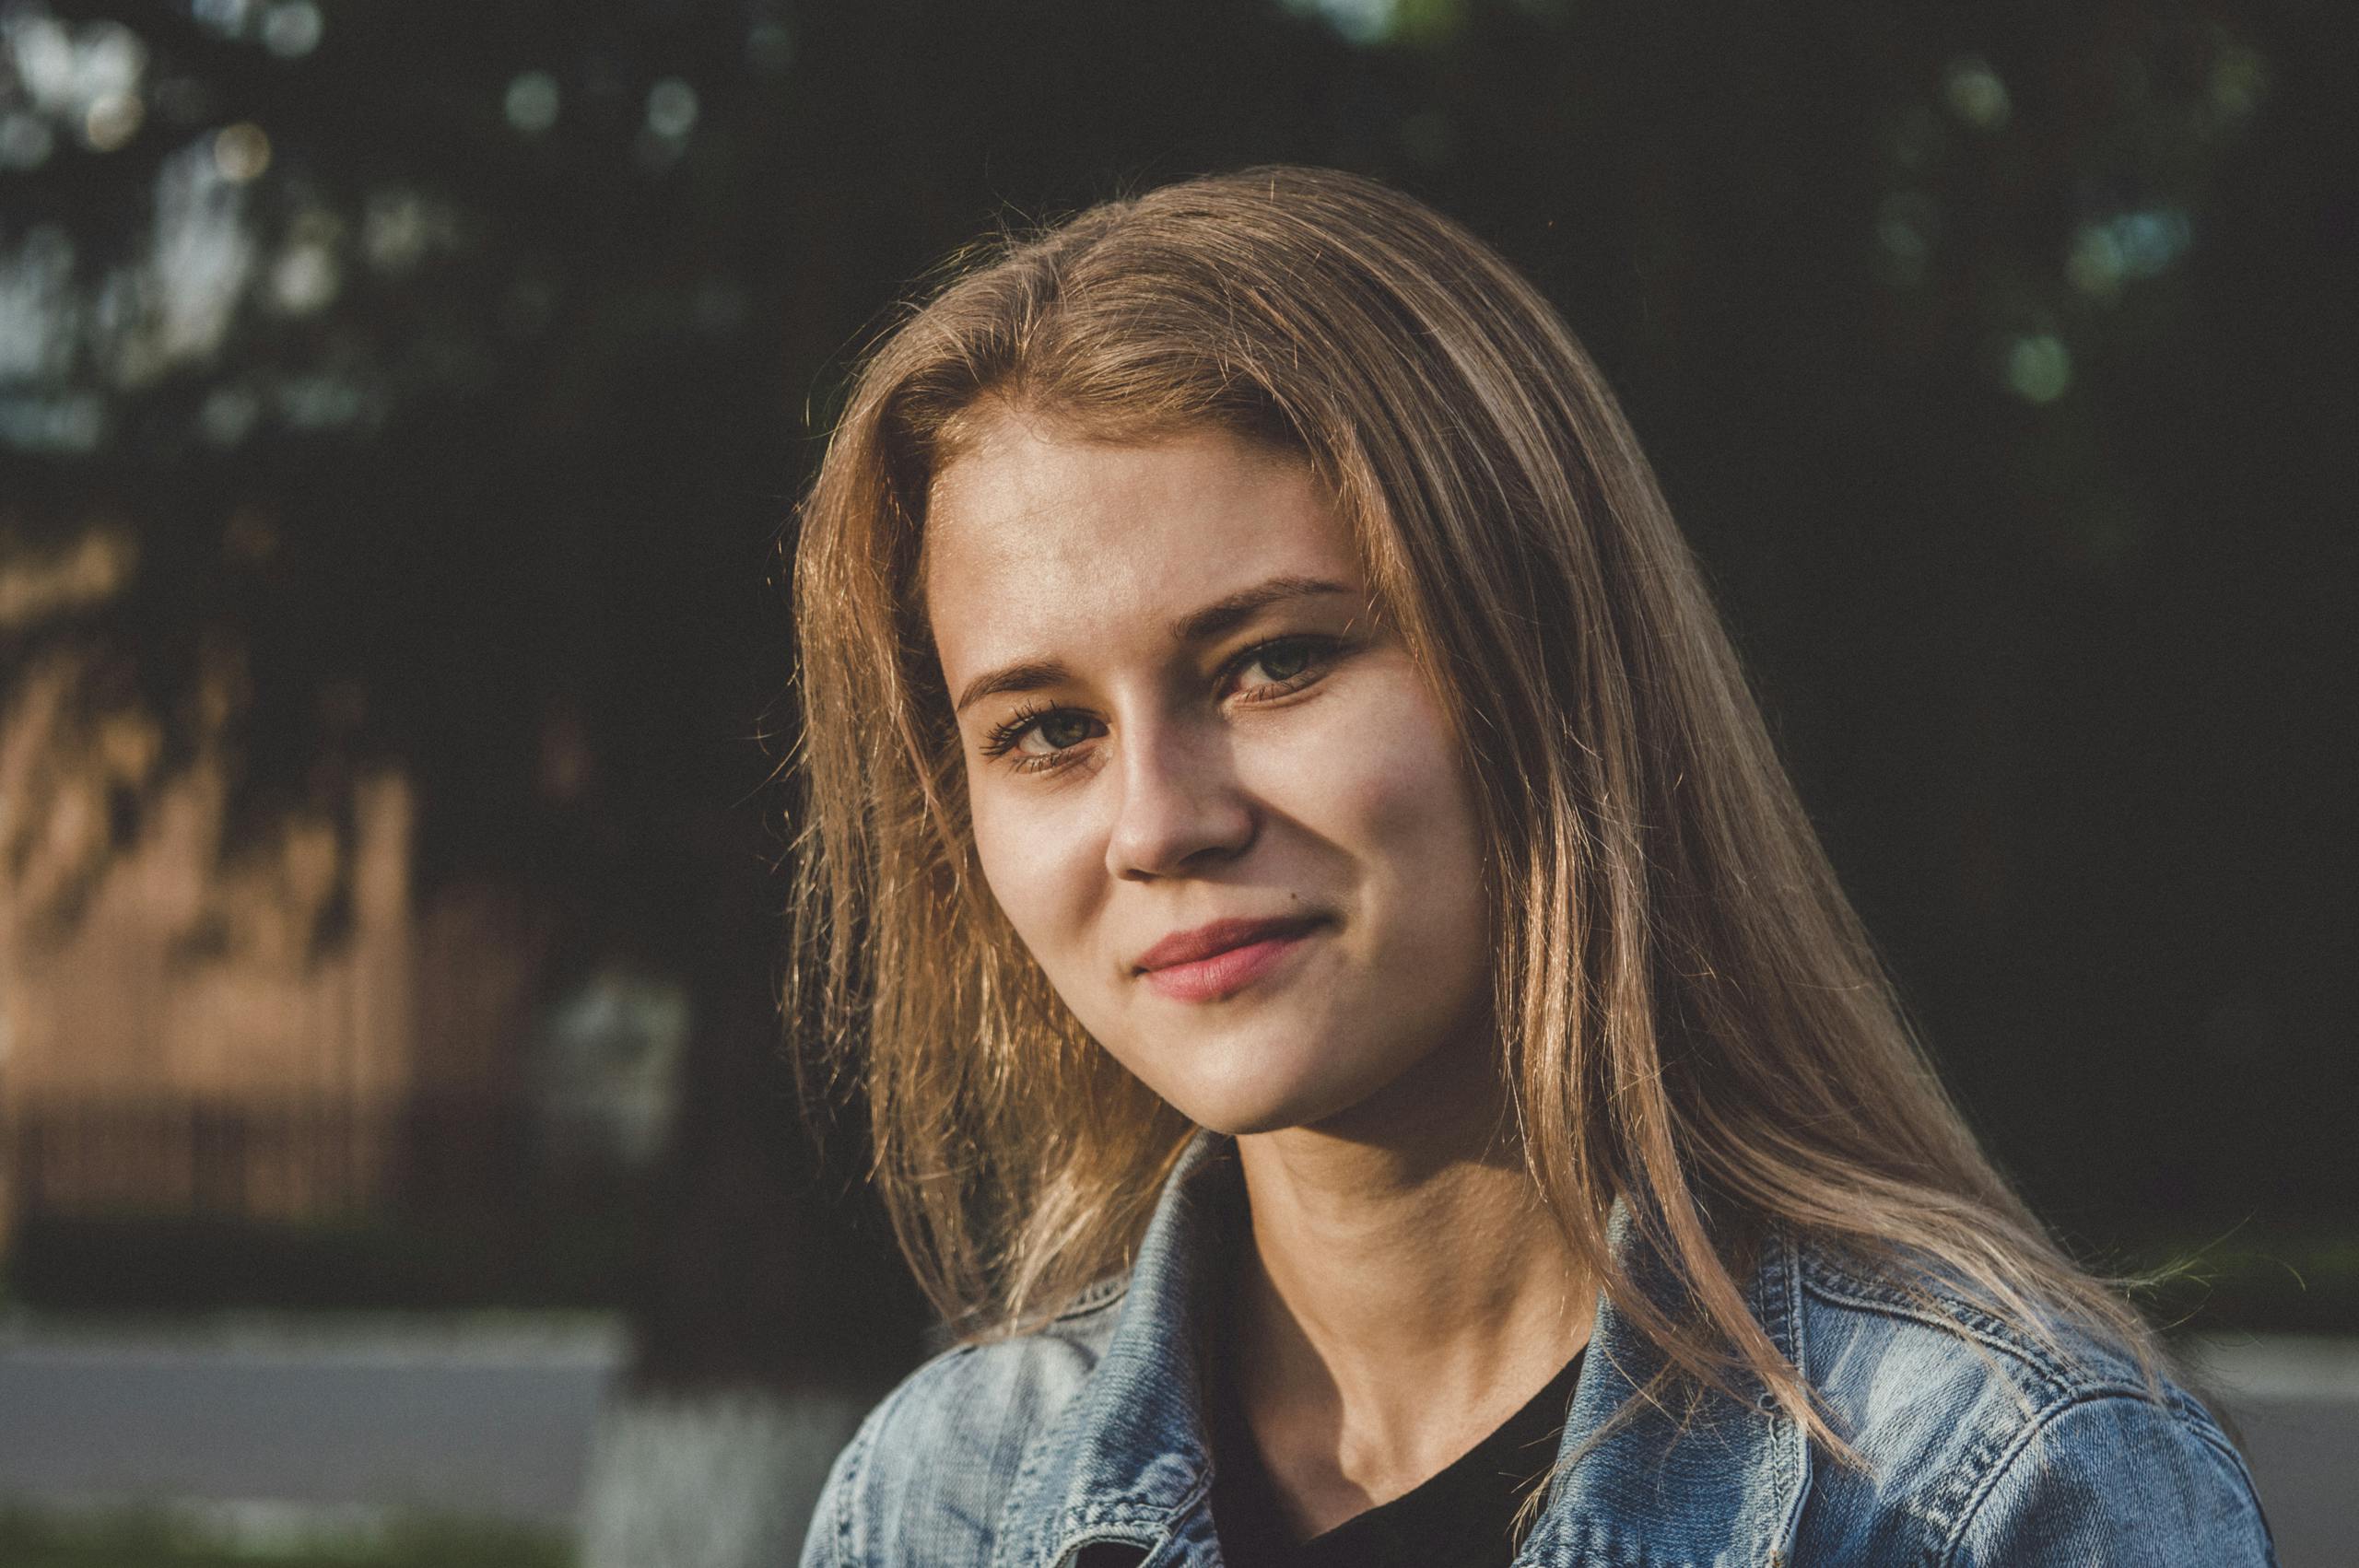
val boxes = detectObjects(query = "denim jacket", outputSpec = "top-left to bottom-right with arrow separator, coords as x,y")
800,1134 -> 2276,1567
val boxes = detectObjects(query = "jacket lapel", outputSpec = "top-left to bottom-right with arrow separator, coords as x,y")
1515,1209 -> 1813,1568
992,1134 -> 1232,1568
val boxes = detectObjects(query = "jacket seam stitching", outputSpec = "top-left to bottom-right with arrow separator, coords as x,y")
1799,1272 -> 2077,1398
839,1346 -> 976,1563
2186,1418 -> 2257,1482
2177,1408 -> 2274,1539
1050,1469 -> 1213,1565
828,1419 -> 869,1567
1931,1389 -> 2210,1568
1930,1388 -> 2090,1568
1798,1253 -> 2077,1374
1053,1278 -> 1131,1323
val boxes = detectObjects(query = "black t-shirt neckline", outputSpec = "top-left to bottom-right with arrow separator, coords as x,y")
1207,1346 -> 1584,1568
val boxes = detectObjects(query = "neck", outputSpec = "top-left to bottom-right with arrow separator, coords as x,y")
1226,1041 -> 1594,1534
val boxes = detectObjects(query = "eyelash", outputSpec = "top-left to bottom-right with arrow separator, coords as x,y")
978,635 -> 1342,775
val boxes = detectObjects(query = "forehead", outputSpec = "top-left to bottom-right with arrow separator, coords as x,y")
921,415 -> 1363,673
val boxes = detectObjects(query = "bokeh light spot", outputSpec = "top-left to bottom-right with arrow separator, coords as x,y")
2115,208 -> 2192,278
7,16 -> 77,112
645,77 -> 698,141
2063,207 -> 2193,297
11,14 -> 147,138
82,21 -> 149,93
363,189 -> 430,271
505,71 -> 560,135
260,2 -> 324,59
2067,225 -> 2124,298
213,121 -> 271,181
1282,0 -> 1396,45
83,91 -> 145,151
1872,191 -> 1938,287
1876,216 -> 1925,271
1942,55 -> 2011,131
2005,334 -> 2071,404
2210,43 -> 2268,120
270,242 -> 340,314
192,0 -> 252,38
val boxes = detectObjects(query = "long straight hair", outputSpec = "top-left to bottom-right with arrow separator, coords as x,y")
787,165 -> 2166,1455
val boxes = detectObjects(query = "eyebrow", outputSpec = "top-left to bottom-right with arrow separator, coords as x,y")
950,574 -> 1357,715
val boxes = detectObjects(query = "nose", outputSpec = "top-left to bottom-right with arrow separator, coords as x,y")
1105,716 -> 1256,881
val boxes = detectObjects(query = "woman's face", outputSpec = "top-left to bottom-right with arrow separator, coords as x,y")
922,412 -> 1494,1137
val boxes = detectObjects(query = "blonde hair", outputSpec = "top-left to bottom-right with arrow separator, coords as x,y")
787,165 -> 2166,1456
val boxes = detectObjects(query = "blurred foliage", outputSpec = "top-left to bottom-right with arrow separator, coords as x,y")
2129,1227 -> 2359,1340
0,1506 -> 571,1568
3,0 -> 2354,1352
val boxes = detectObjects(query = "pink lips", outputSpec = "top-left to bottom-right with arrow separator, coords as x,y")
1133,915 -> 1326,1002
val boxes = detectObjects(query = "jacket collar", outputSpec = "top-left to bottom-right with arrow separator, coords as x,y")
993,1132 -> 1813,1568
1519,1195 -> 1813,1568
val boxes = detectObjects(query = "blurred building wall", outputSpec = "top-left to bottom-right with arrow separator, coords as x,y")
0,646 -> 547,1243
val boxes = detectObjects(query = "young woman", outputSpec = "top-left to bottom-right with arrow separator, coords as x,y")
787,167 -> 2275,1567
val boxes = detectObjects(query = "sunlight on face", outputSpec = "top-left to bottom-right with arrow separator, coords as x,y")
921,413 -> 1495,1136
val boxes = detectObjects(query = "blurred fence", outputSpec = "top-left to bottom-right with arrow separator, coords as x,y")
4,1093 -> 534,1223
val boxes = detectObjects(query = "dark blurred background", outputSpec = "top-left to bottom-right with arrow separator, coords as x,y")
1,0 -> 2353,1563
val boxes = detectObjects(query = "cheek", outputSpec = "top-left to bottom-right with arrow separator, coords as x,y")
968,791 -> 1100,974
1309,698 -> 1479,860
1300,701 -> 1489,953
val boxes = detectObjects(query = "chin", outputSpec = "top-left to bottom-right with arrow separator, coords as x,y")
1090,991 -> 1454,1138
1127,1040 -> 1400,1140
1184,1100 -> 1318,1139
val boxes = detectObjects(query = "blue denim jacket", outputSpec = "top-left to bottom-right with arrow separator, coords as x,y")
801,1135 -> 2276,1567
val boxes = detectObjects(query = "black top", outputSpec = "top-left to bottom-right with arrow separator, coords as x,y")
1208,1349 -> 1585,1568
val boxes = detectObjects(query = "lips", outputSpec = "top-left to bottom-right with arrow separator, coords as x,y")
1133,914 -> 1329,1003
1133,915 -> 1328,973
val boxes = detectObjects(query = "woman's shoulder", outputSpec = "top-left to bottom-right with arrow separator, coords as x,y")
1786,1235 -> 2278,1565
798,1281 -> 1130,1568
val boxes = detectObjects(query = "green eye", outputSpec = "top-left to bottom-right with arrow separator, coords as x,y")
1035,712 -> 1095,750
1254,641 -> 1315,682
980,702 -> 1101,766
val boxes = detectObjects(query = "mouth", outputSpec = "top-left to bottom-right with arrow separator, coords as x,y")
1133,914 -> 1329,1003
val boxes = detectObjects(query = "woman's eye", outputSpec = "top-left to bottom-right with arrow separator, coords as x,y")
980,638 -> 1339,772
1234,637 -> 1327,692
980,706 -> 1104,770
1023,712 -> 1097,754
